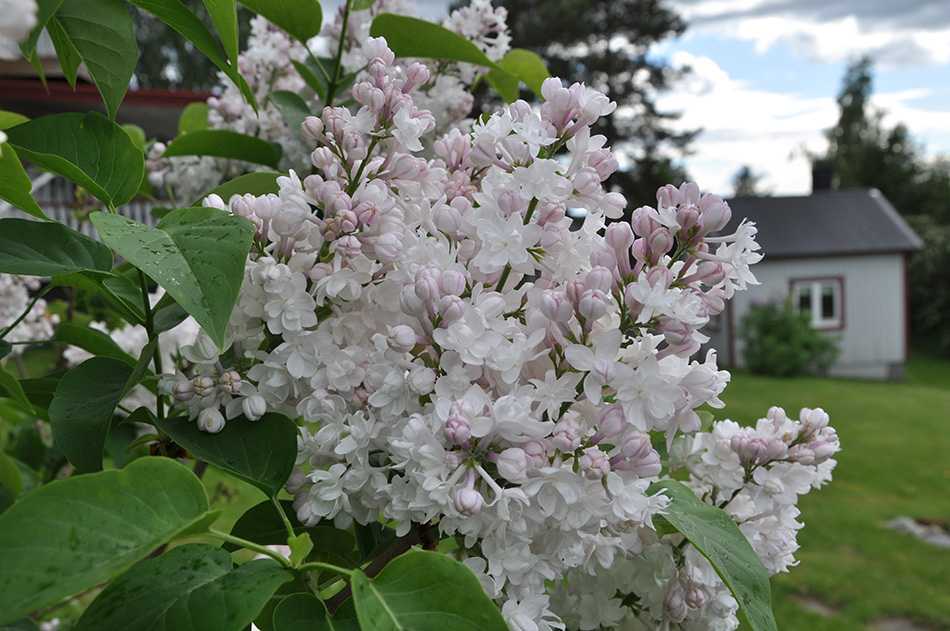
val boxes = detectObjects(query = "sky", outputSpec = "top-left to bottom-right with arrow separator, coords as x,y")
338,0 -> 950,197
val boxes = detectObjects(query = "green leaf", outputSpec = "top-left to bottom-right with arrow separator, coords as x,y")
53,322 -> 136,365
122,124 -> 147,152
649,479 -> 778,631
351,550 -> 508,631
195,170 -> 281,206
104,420 -> 148,467
0,143 -> 46,219
0,364 -> 31,411
55,0 -> 139,119
0,111 -> 29,130
292,59 -> 328,102
352,0 -> 374,10
0,341 -> 10,360
155,413 -> 297,496
230,499 -> 311,547
288,532 -> 313,566
6,112 -> 144,208
50,271 -> 145,325
163,129 -> 282,168
0,457 -> 210,623
0,452 -> 23,513
487,48 -> 549,102
75,544 -> 292,631
18,0 -> 66,56
0,219 -> 113,277
202,0 -> 238,64
270,90 -> 311,134
370,13 -> 501,69
178,101 -> 210,135
272,593 -> 334,631
127,0 -> 258,110
11,423 -> 47,470
240,0 -> 323,45
46,17 -> 81,89
48,357 -> 134,472
90,207 -> 254,349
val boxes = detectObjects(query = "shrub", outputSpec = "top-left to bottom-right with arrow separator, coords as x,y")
742,301 -> 840,377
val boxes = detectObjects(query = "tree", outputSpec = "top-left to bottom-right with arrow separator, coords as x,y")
731,165 -> 768,197
817,57 -> 950,355
488,0 -> 695,212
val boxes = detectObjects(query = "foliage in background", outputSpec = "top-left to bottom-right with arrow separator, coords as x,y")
732,165 -> 770,197
815,57 -> 950,356
741,302 -> 839,377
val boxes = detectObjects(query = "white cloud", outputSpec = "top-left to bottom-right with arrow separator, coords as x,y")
673,0 -> 950,66
658,52 -> 950,196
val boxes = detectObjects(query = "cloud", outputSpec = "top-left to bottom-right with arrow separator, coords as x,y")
672,0 -> 950,65
658,52 -> 950,196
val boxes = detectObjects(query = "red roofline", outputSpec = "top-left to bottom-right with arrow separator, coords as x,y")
0,77 -> 210,107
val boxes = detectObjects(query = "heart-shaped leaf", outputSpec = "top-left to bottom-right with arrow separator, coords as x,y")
178,102 -> 210,135
155,413 -> 298,497
649,479 -> 778,631
47,355 -> 146,472
272,593 -> 334,631
487,48 -> 550,102
370,13 -> 501,69
0,219 -> 113,277
351,550 -> 508,631
0,457 -> 211,623
53,322 -> 136,366
54,0 -> 139,119
240,0 -> 323,46
90,207 -> 254,349
0,144 -> 46,219
163,130 -> 282,169
75,544 -> 292,631
6,112 -> 144,208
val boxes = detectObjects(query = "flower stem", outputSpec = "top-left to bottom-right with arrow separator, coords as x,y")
325,0 -> 353,107
207,529 -> 293,568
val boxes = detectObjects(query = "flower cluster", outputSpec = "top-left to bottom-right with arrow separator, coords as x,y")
154,31 -> 838,630
149,0 -> 512,203
0,273 -> 56,353
0,0 -> 36,59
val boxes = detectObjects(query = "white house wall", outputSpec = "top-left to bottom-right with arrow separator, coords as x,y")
726,254 -> 907,379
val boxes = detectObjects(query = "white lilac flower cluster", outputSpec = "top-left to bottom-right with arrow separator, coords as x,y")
155,33 -> 840,631
0,0 -> 36,59
0,274 -> 56,353
148,0 -> 511,204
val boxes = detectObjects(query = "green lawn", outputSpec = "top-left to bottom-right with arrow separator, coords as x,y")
721,355 -> 950,630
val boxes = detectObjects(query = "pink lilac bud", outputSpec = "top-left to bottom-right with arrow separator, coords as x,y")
665,583 -> 688,623
433,202 -> 463,234
242,394 -> 267,421
310,147 -> 336,171
438,295 -> 465,323
584,266 -> 613,293
230,194 -> 254,219
631,206 -> 661,237
203,193 -> 226,210
647,227 -> 674,262
388,325 -> 417,353
434,128 -> 471,170
218,370 -> 242,395
332,235 -> 362,258
523,440 -> 548,468
541,290 -> 573,322
603,192 -> 626,217
414,269 -> 442,303
590,245 -> 617,271
677,205 -> 700,236
440,270 -> 466,297
579,447 -> 610,479
699,194 -> 731,234
577,289 -> 609,321
685,584 -> 707,610
588,149 -> 618,180
454,487 -> 483,516
631,238 -> 649,264
496,447 -> 528,482
606,222 -> 635,254
193,376 -> 215,398
798,407 -> 830,439
445,415 -> 472,445
612,433 -> 662,477
301,116 -> 324,144
172,380 -> 195,402
403,62 -> 430,93
308,262 -> 332,282
658,317 -> 692,347
572,167 -> 601,197
373,232 -> 402,263
565,280 -> 585,308
400,284 -> 425,316
408,365 -> 436,395
730,434 -> 786,465
552,418 -> 582,452
197,407 -> 226,433
594,405 -> 626,442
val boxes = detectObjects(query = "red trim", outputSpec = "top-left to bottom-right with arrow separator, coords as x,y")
788,276 -> 846,332
0,78 -> 210,107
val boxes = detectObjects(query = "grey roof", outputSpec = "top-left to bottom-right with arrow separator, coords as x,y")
722,189 -> 923,259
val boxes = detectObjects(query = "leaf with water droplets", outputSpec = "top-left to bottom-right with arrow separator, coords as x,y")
75,544 -> 292,631
0,458 -> 211,624
90,208 -> 254,349
648,479 -> 778,631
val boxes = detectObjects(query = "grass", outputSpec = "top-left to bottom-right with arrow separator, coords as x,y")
722,354 -> 950,630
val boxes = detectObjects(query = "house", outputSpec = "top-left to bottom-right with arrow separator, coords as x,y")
706,183 -> 923,380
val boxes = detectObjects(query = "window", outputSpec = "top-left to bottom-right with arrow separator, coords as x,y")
790,278 -> 843,330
